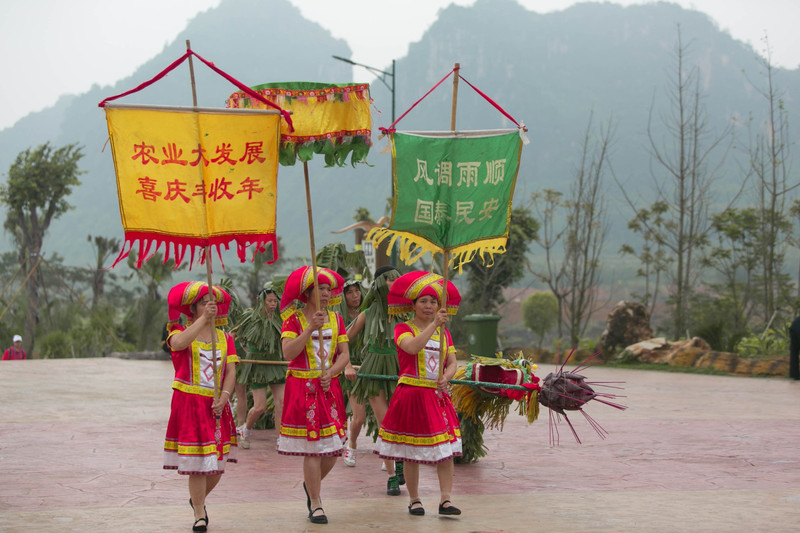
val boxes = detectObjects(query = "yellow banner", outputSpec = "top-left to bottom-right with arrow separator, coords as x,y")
227,82 -> 372,166
105,106 -> 281,267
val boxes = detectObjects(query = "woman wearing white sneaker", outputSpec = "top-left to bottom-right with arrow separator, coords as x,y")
340,278 -> 365,467
233,283 -> 285,449
347,266 -> 407,494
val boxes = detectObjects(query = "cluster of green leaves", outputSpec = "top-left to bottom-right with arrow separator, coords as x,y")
451,206 -> 539,344
37,308 -> 135,359
454,413 -> 487,464
735,328 -> 789,359
521,291 -> 558,348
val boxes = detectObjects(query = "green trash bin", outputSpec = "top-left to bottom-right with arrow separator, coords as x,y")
462,314 -> 501,357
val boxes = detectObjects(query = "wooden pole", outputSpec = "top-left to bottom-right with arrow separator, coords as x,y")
450,62 -> 460,131
186,39 -> 221,397
303,160 -> 326,374
438,251 -> 451,380
438,62 -> 460,380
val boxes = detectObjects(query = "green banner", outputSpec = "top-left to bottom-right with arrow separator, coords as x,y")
388,130 -> 521,254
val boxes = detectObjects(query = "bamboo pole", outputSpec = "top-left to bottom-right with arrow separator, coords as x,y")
356,372 -> 534,392
438,62 -> 460,380
233,364 -> 536,393
238,359 -> 289,365
450,62 -> 460,131
186,39 -> 221,397
238,360 -> 358,370
303,160 -> 327,377
438,251 -> 450,381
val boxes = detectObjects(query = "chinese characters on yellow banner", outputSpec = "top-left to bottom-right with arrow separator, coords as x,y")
104,106 -> 281,267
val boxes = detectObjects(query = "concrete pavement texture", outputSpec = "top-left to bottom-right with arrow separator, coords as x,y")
0,357 -> 798,532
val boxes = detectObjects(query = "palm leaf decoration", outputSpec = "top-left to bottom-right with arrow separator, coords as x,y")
217,277 -> 244,329
232,278 -> 286,353
315,242 -> 369,281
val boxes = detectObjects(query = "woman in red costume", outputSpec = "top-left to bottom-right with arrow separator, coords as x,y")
163,281 -> 239,532
278,266 -> 353,525
375,271 -> 463,517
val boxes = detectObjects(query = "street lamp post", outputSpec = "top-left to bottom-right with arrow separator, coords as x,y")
332,55 -> 395,123
332,55 -> 398,268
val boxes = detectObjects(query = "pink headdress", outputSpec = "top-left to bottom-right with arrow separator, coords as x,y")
279,266 -> 345,320
167,281 -> 231,329
387,270 -> 460,316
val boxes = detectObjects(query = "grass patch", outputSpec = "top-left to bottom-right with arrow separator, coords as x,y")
600,361 -> 730,376
736,353 -> 783,360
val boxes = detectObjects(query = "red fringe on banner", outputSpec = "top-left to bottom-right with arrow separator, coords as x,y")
111,232 -> 278,270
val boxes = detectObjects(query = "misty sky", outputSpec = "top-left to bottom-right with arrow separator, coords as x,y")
0,0 -> 798,131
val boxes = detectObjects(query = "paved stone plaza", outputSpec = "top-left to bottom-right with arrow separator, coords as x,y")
1,358 -> 798,532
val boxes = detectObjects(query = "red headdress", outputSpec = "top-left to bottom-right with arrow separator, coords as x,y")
167,281 -> 231,329
280,266 -> 345,320
387,270 -> 461,316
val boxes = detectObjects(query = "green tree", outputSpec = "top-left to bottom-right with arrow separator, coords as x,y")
231,239 -> 286,306
701,207 -> 763,337
789,199 -> 800,299
619,203 -> 671,317
744,35 -> 796,323
353,207 -> 374,223
122,251 -> 183,350
621,26 -> 731,339
521,291 -> 558,348
0,143 -> 84,355
316,241 -> 368,281
460,206 -> 539,314
561,113 -> 612,343
87,234 -> 121,308
529,113 -> 613,344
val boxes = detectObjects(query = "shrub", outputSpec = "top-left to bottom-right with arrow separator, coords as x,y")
38,331 -> 74,358
735,328 -> 788,358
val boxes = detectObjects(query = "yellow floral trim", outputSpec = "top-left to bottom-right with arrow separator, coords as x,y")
287,369 -> 322,379
280,425 -> 341,438
377,428 -> 461,446
164,441 -> 235,455
398,376 -> 437,388
172,381 -> 215,397
404,272 -> 444,300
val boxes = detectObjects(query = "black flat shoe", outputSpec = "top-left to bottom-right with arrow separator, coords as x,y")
302,482 -> 311,512
438,500 -> 461,515
189,499 -> 208,524
192,516 -> 208,532
408,500 -> 425,516
309,507 -> 328,524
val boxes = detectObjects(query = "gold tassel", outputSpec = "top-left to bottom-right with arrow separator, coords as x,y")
526,390 -> 539,423
365,227 -> 510,274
